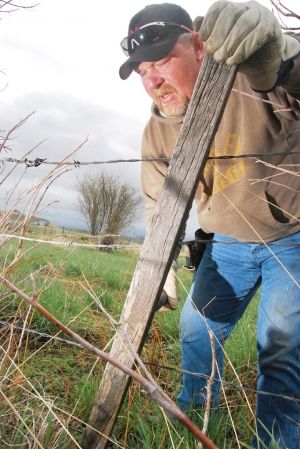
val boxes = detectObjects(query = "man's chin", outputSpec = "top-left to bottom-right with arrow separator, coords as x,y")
160,102 -> 188,118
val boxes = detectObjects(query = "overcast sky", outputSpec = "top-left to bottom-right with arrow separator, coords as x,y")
0,0 -> 298,237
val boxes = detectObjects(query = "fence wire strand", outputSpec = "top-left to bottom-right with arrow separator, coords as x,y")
0,319 -> 299,406
1,150 -> 300,168
0,232 -> 141,250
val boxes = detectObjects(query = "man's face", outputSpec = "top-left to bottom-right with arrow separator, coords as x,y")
137,33 -> 204,117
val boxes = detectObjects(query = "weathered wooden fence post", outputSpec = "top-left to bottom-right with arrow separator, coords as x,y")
83,55 -> 237,449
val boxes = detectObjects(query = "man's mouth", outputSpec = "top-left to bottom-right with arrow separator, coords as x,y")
159,91 -> 175,103
154,85 -> 177,104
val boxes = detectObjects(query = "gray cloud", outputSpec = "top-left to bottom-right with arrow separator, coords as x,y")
0,90 -> 199,240
0,91 -> 147,236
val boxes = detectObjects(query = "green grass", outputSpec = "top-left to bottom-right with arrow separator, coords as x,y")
0,237 -> 260,449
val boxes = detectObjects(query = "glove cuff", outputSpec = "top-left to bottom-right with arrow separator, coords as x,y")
162,263 -> 179,310
252,58 -> 296,93
281,34 -> 300,62
252,35 -> 300,93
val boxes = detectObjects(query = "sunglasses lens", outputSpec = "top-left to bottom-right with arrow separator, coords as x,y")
131,26 -> 170,54
121,24 -> 179,57
120,37 -> 129,55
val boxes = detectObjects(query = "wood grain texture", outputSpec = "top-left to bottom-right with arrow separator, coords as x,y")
83,55 -> 237,449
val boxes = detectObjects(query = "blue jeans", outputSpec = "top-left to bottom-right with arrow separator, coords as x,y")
178,232 -> 300,449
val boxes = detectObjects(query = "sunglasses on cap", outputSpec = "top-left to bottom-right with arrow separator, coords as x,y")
120,21 -> 193,57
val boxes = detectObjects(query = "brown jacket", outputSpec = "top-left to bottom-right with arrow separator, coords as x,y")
141,65 -> 300,242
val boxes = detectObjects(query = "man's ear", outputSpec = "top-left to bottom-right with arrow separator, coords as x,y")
191,32 -> 205,61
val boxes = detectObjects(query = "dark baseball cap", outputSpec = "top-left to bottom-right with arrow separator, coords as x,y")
119,3 -> 193,80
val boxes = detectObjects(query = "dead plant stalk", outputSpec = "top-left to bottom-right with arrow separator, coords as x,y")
0,274 -> 219,449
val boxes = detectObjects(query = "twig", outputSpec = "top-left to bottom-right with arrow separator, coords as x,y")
198,330 -> 217,449
270,0 -> 300,20
2,319 -> 299,405
0,113 -> 35,154
16,382 -> 127,449
0,138 -> 47,187
144,361 -> 300,403
0,274 -> 219,449
0,345 -> 86,449
176,275 -> 256,425
221,191 -> 300,289
216,363 -> 241,449
0,0 -> 38,13
0,388 -> 45,449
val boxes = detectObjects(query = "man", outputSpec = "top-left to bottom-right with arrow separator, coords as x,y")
119,2 -> 300,448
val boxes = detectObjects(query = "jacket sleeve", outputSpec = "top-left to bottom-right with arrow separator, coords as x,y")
141,114 -> 176,228
141,134 -> 169,228
141,119 -> 186,260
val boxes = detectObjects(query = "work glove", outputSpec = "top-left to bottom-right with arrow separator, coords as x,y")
198,0 -> 300,92
156,261 -> 179,311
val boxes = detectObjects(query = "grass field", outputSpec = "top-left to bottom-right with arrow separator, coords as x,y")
0,232 -> 260,449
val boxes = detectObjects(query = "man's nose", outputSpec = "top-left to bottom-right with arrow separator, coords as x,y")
147,70 -> 165,90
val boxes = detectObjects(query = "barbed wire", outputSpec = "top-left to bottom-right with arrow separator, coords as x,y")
1,150 -> 300,169
0,87 -> 298,169
0,320 -> 81,347
1,318 -> 299,405
144,361 -> 300,404
0,156 -> 169,167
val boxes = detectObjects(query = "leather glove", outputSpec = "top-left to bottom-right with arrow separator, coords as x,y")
198,0 -> 300,92
156,261 -> 179,311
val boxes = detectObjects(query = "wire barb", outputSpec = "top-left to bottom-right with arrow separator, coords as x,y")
24,157 -> 47,168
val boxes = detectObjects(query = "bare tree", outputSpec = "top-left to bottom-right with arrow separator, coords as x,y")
77,172 -> 141,237
270,0 -> 300,30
